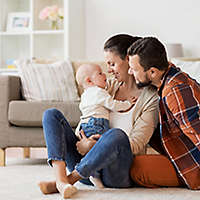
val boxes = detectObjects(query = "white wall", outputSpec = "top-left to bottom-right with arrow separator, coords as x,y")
85,0 -> 200,60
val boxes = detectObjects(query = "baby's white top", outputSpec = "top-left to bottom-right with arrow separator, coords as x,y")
79,86 -> 131,120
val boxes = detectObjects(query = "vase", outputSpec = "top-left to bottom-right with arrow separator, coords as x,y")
51,20 -> 59,30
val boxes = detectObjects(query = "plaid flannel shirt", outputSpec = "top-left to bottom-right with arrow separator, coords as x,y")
158,64 -> 200,189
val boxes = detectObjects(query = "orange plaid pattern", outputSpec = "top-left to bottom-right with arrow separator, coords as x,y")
158,64 -> 200,189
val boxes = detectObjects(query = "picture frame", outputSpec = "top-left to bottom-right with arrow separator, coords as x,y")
7,12 -> 31,32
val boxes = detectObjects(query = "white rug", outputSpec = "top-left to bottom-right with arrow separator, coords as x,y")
0,158 -> 199,200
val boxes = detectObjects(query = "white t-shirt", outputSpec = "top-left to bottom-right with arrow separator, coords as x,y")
109,105 -> 134,137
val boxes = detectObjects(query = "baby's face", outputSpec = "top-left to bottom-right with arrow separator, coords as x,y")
90,65 -> 107,89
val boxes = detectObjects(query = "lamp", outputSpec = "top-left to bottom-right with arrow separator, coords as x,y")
165,43 -> 184,59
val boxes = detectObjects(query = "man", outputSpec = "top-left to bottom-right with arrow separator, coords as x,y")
128,37 -> 200,190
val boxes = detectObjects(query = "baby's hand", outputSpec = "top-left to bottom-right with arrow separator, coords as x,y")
128,96 -> 137,105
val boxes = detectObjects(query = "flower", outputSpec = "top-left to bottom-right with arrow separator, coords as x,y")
39,5 -> 64,22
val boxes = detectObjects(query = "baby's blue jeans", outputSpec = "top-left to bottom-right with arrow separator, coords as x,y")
42,108 -> 134,188
80,117 -> 109,138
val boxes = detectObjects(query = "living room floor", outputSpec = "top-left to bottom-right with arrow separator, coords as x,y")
2,148 -> 200,200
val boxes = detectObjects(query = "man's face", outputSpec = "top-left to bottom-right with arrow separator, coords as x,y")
128,55 -> 152,89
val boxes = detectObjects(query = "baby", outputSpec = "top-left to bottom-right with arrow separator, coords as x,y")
75,63 -> 136,188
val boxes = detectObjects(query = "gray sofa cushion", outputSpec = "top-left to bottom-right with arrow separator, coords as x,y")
8,100 -> 81,127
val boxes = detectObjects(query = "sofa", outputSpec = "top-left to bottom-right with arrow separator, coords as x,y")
0,61 -> 107,166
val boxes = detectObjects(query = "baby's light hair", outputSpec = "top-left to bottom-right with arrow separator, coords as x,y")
76,64 -> 97,88
76,63 -> 103,89
76,65 -> 85,87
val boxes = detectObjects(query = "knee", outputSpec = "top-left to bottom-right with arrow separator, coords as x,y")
130,156 -> 155,188
42,108 -> 63,124
103,128 -> 129,145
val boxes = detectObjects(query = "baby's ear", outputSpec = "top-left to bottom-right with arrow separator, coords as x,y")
85,77 -> 92,85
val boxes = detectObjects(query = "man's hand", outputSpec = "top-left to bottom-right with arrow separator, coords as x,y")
76,130 -> 101,156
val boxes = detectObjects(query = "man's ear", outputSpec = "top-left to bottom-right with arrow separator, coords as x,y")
148,67 -> 160,79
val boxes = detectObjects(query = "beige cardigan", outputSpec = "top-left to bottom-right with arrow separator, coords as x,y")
107,79 -> 159,155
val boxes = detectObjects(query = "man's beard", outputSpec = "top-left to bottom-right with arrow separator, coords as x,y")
136,80 -> 152,89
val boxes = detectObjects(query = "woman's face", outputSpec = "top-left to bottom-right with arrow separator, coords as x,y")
104,51 -> 130,82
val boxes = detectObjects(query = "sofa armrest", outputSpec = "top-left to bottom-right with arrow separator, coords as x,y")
0,75 -> 21,124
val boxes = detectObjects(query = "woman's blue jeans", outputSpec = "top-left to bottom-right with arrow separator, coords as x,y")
42,108 -> 134,188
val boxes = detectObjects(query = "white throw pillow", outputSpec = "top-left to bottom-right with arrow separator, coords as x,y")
171,58 -> 200,83
15,59 -> 80,101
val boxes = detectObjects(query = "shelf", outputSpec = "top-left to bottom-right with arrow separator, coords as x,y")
33,34 -> 64,59
0,31 -> 31,36
0,68 -> 18,75
0,30 -> 64,35
0,68 -> 18,72
0,0 -> 85,68
33,30 -> 64,35
0,34 -> 30,67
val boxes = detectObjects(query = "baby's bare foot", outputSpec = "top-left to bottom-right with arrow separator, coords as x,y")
38,181 -> 58,194
56,182 -> 78,199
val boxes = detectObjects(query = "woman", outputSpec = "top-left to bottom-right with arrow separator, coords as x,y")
38,34 -> 159,198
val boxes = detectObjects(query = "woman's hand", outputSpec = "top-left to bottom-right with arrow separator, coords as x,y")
128,96 -> 138,105
76,130 -> 101,156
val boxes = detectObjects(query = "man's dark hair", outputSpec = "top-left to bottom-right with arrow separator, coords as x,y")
127,37 -> 169,71
104,34 -> 142,60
